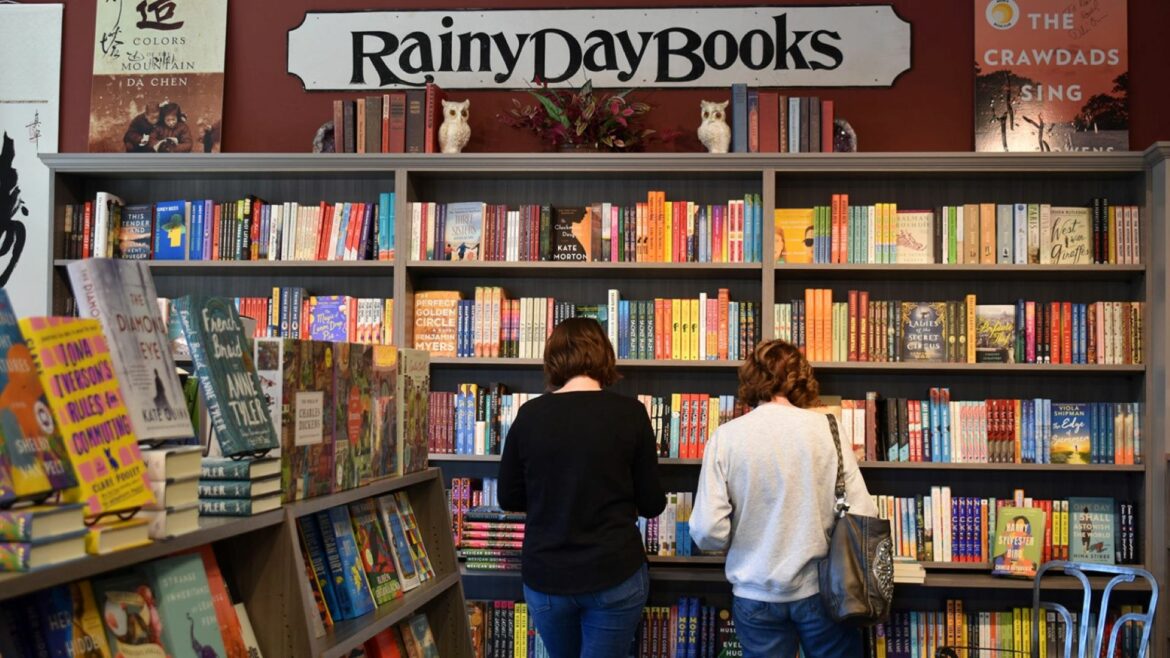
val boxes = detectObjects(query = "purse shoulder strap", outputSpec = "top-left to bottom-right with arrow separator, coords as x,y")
825,414 -> 849,517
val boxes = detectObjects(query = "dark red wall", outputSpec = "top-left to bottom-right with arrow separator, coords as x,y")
38,0 -> 1170,153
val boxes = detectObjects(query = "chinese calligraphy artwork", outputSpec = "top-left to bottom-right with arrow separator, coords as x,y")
88,0 -> 228,153
0,4 -> 61,316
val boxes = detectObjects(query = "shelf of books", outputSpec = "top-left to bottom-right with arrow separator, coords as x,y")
38,147 -> 1170,656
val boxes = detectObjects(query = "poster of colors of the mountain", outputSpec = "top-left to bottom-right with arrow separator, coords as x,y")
975,0 -> 1127,152
88,0 -> 227,153
17,317 -> 154,517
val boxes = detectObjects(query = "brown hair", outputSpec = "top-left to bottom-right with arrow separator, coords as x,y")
737,340 -> 821,408
543,317 -> 620,388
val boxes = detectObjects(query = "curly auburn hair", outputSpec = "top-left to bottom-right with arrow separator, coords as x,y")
543,317 -> 620,388
737,340 -> 821,408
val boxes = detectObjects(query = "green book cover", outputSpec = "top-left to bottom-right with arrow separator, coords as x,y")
175,296 -> 278,456
991,506 -> 1046,578
397,348 -> 430,476
142,553 -> 228,658
1068,496 -> 1116,564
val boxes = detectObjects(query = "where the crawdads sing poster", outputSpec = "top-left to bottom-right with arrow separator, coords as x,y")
975,0 -> 1127,152
89,0 -> 228,153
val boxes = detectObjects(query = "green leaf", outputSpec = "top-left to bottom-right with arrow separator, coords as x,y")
527,91 -> 570,128
581,79 -> 593,99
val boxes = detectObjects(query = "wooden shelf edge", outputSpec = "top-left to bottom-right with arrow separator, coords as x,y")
426,357 -> 1142,373
284,468 -> 437,519
0,510 -> 285,602
52,259 -> 395,270
407,261 -> 762,271
316,571 -> 461,658
430,455 -> 502,463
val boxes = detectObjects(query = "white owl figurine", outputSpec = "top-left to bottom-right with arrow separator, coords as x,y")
438,99 -> 471,154
697,100 -> 731,154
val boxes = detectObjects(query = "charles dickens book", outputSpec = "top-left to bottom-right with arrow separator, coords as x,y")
445,201 -> 484,261
1068,496 -> 1116,565
349,498 -> 403,605
1050,403 -> 1091,464
142,553 -> 229,658
175,296 -> 279,456
552,206 -> 600,261
900,302 -> 947,362
991,506 -> 1046,578
88,0 -> 227,152
0,289 -> 76,499
397,348 -> 430,475
280,340 -> 334,502
975,305 -> 1016,363
18,317 -> 155,517
67,260 -> 193,443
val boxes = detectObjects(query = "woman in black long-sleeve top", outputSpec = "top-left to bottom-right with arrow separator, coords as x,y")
498,317 -> 666,658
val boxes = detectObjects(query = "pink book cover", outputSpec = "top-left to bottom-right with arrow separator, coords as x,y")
611,205 -> 619,263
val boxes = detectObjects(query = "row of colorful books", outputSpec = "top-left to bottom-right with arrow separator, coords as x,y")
640,492 -> 695,558
452,503 -> 525,572
864,603 -> 1148,658
63,192 -> 396,262
467,600 -> 545,658
775,293 -> 1144,365
359,613 -> 440,658
635,597 -> 742,658
0,546 -> 261,657
413,289 -> 761,362
178,292 -> 396,344
730,86 -> 835,154
410,194 -> 765,264
331,82 -> 446,155
838,393 -> 1142,466
248,338 -> 429,503
297,490 -> 435,632
775,198 -> 1141,265
877,488 -> 1138,567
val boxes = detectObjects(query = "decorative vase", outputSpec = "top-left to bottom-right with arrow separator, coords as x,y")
557,143 -> 600,153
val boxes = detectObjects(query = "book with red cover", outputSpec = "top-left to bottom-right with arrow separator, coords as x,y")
196,545 -> 248,658
424,82 -> 444,154
821,99 -> 835,153
758,91 -> 779,152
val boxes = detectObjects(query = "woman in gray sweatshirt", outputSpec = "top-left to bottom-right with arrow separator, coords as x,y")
690,339 -> 877,658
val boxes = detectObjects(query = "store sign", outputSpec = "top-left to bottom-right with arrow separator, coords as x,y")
287,6 -> 911,90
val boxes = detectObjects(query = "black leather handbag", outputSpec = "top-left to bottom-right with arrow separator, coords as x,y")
817,414 -> 894,626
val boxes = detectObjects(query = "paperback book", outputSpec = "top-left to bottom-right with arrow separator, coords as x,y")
991,506 -> 1046,578
1068,496 -> 1116,565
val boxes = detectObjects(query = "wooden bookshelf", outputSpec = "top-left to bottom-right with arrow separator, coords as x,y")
41,147 -> 1170,654
0,510 -> 284,602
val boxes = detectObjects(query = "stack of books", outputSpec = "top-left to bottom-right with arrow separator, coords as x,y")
198,457 -> 282,516
140,445 -> 201,538
893,557 -> 926,584
459,506 -> 525,572
0,505 -> 87,572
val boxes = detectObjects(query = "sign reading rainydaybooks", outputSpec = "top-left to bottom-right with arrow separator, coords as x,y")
88,0 -> 228,153
287,6 -> 911,90
975,0 -> 1127,152
175,297 -> 278,456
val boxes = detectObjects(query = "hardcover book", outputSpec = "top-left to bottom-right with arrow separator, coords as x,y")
397,348 -> 430,475
118,204 -> 153,259
773,208 -> 814,264
198,492 -> 281,516
552,206 -> 599,261
1041,207 -> 1092,265
175,296 -> 279,456
349,498 -> 403,605
90,567 -> 168,654
0,503 -> 84,542
402,613 -> 440,658
991,506 -> 1045,578
444,201 -> 484,261
318,506 -> 377,620
309,296 -> 353,342
900,302 -> 947,362
67,259 -> 193,443
1050,403 -> 1091,464
370,344 -> 400,480
18,317 -> 155,517
142,553 -> 228,658
88,0 -> 227,153
894,210 -> 934,264
196,545 -> 248,658
1068,496 -> 1116,564
975,305 -> 1016,363
375,493 -> 421,592
0,528 -> 87,571
0,289 -> 76,497
33,581 -> 112,657
412,291 -> 460,357
153,200 -> 188,260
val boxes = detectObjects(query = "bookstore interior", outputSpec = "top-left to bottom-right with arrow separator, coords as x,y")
2,1 -> 1170,657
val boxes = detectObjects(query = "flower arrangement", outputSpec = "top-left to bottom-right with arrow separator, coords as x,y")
498,79 -> 658,151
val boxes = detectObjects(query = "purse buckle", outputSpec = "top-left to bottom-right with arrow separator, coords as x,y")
834,496 -> 850,518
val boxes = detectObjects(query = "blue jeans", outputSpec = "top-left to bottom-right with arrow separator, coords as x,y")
733,593 -> 862,658
523,563 -> 649,658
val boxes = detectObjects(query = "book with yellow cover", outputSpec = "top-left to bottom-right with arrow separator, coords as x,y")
775,208 -> 814,264
17,317 -> 155,517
